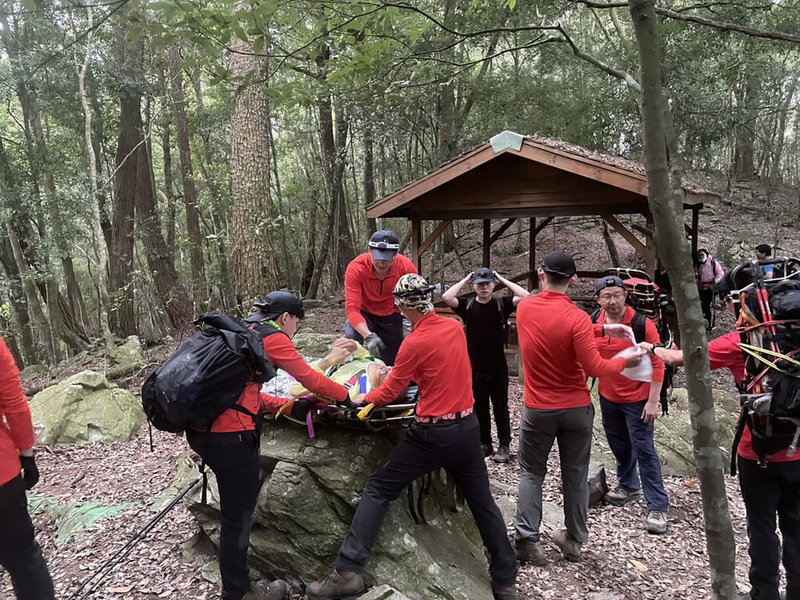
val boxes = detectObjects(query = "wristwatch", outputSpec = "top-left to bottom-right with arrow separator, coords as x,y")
649,343 -> 667,355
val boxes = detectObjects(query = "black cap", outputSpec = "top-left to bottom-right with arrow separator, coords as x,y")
472,268 -> 495,284
541,251 -> 576,277
595,275 -> 625,294
756,244 -> 772,256
369,230 -> 400,261
248,291 -> 305,322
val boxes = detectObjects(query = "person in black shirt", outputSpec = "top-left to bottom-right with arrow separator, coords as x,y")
443,268 -> 530,463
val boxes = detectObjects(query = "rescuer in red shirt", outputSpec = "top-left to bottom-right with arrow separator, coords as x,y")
309,274 -> 518,600
344,230 -> 417,365
513,251 -> 643,566
187,292 -> 353,600
650,292 -> 800,600
0,335 -> 55,600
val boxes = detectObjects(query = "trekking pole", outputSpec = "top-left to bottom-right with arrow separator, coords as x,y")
67,469 -> 206,600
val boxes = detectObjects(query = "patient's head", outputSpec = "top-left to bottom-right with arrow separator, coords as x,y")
367,363 -> 391,389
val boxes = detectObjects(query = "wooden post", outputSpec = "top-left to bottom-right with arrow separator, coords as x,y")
691,206 -> 699,260
482,219 -> 491,267
411,219 -> 421,269
529,217 -> 537,289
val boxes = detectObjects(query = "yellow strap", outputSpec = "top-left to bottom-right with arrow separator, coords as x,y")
357,404 -> 376,420
275,399 -> 295,418
738,343 -> 800,376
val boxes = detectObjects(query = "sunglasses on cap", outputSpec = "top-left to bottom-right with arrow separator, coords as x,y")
369,240 -> 399,251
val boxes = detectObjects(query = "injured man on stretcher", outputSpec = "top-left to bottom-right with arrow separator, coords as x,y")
260,338 -> 417,429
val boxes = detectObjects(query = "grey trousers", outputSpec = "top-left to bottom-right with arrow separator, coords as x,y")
514,403 -> 594,544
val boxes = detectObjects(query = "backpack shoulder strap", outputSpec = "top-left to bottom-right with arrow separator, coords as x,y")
631,311 -> 647,344
590,308 -> 601,324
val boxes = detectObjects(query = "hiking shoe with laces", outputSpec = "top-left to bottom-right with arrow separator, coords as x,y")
491,580 -> 518,600
243,579 -> 291,600
481,443 -> 494,458
493,445 -> 510,464
605,486 -> 641,506
646,510 -> 668,534
515,538 -> 547,566
307,569 -> 365,600
552,529 -> 582,562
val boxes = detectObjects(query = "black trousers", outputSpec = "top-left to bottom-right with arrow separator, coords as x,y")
335,413 -> 517,586
187,430 -> 261,600
738,456 -> 800,600
345,311 -> 404,365
699,287 -> 714,327
0,475 -> 55,600
472,369 -> 511,448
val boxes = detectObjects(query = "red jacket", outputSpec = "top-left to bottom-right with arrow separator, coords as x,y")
0,336 -> 33,486
707,332 -> 799,463
210,330 -> 349,433
516,290 -> 626,410
594,306 -> 665,403
364,311 -> 473,417
344,253 -> 417,329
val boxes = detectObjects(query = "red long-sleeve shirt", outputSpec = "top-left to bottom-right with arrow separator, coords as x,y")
210,331 -> 349,433
0,336 -> 33,486
364,311 -> 473,417
516,290 -> 626,410
594,306 -> 665,403
344,253 -> 417,329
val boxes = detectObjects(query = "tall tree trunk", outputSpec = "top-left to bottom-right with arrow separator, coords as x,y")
190,72 -> 235,309
168,45 -> 206,294
769,72 -> 798,184
363,127 -> 377,235
268,117 -> 293,289
77,5 -> 113,346
733,62 -> 760,181
627,1 -> 737,598
135,121 -> 194,332
0,235 -> 35,365
230,31 -> 276,307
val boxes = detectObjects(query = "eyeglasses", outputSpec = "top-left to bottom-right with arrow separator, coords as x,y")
598,292 -> 625,301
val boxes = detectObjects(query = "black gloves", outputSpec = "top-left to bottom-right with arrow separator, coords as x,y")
364,333 -> 386,359
19,454 -> 39,490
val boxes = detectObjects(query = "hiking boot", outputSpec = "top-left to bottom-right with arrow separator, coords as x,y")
481,443 -> 494,458
552,529 -> 582,562
646,511 -> 668,534
515,538 -> 547,566
244,579 -> 291,600
605,486 -> 641,506
493,445 -> 510,464
307,569 -> 365,600
491,581 -> 518,600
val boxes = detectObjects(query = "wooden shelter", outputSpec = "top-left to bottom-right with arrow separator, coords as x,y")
366,131 -> 719,286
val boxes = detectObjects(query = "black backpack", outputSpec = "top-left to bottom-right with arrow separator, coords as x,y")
590,309 -> 647,344
141,313 -> 278,433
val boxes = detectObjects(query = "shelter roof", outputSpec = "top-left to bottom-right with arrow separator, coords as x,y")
367,131 -> 719,220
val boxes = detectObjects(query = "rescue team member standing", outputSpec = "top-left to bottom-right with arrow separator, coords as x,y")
344,230 -> 417,365
513,251 -> 643,566
652,296 -> 800,600
187,292 -> 352,600
309,274 -> 518,600
443,267 -> 530,463
0,335 -> 55,600
592,276 -> 669,534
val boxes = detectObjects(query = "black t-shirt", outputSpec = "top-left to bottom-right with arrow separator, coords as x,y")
453,295 -> 515,372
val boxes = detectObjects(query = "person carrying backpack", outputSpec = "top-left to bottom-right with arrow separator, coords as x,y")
695,248 -> 724,330
592,276 -> 669,534
442,267 -> 530,463
0,335 -> 55,600
650,288 -> 800,600
186,291 -> 353,600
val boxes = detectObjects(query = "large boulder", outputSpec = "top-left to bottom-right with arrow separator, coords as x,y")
591,386 -> 738,476
29,370 -> 145,445
181,422 -> 511,600
290,332 -> 340,360
107,335 -> 145,368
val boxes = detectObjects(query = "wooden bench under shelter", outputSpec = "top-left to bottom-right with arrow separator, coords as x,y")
366,131 -> 719,370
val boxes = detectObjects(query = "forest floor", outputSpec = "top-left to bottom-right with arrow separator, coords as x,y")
3,186 -> 800,600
